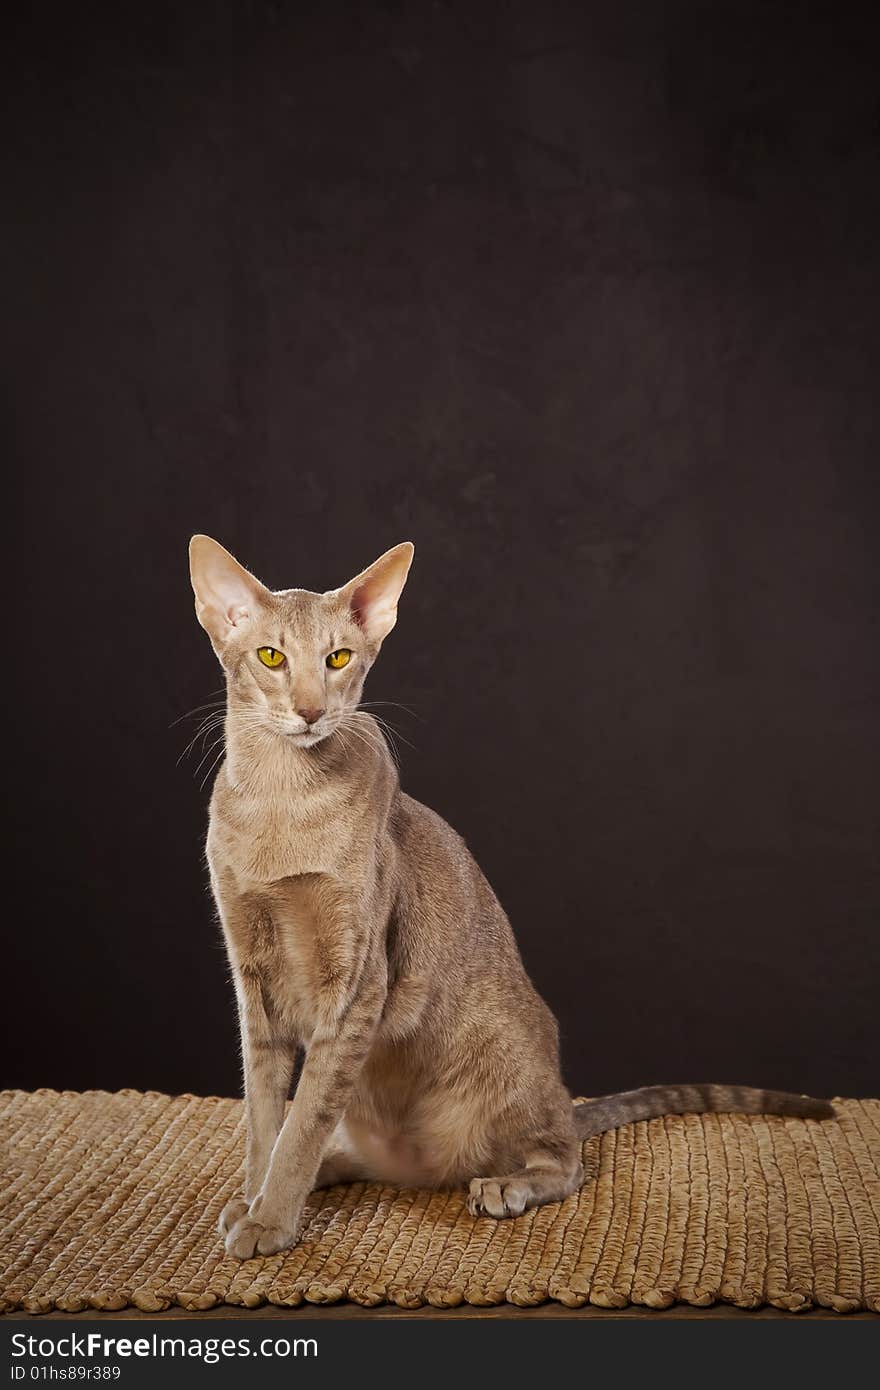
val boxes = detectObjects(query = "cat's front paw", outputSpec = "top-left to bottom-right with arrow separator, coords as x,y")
224,1211 -> 298,1259
218,1197 -> 249,1237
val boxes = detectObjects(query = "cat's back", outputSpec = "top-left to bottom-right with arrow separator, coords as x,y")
393,790 -> 475,877
376,786 -> 555,1080
387,789 -> 520,959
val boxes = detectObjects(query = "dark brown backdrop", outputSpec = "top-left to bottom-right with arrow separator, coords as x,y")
5,2 -> 878,1099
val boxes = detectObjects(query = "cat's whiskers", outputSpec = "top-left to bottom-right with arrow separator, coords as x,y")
177,702 -> 279,779
179,703 -> 410,782
356,704 -> 418,747
331,725 -> 356,764
200,742 -> 229,791
173,692 -> 238,762
169,695 -> 227,729
335,712 -> 402,771
352,709 -> 415,765
357,700 -> 424,723
332,713 -> 374,746
177,712 -> 228,764
193,710 -> 284,791
193,733 -> 226,782
189,709 -> 227,737
365,712 -> 416,752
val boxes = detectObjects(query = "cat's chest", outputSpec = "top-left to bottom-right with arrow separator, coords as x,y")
222,874 -> 347,1041
207,772 -> 356,886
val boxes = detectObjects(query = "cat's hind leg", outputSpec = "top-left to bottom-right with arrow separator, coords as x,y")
313,1148 -> 367,1188
467,1148 -> 583,1218
311,1118 -> 371,1188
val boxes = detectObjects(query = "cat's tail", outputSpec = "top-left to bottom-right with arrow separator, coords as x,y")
572,1083 -> 834,1138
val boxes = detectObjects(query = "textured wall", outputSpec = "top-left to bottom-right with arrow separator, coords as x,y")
5,2 -> 878,1098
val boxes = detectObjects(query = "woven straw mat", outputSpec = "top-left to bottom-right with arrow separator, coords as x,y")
1,1090 -> 878,1314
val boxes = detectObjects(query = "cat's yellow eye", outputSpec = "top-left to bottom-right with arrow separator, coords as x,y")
257,646 -> 286,669
327,648 -> 352,670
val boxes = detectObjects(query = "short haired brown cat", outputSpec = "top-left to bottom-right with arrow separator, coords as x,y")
189,535 -> 833,1258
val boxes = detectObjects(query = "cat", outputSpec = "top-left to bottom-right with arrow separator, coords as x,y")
188,534 -> 834,1259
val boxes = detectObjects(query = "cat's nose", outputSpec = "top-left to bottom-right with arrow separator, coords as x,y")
297,706 -> 325,727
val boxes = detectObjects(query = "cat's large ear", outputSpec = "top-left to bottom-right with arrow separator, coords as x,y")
189,535 -> 269,644
336,542 -> 414,646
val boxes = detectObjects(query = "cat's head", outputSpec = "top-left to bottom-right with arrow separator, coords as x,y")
189,535 -> 414,748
